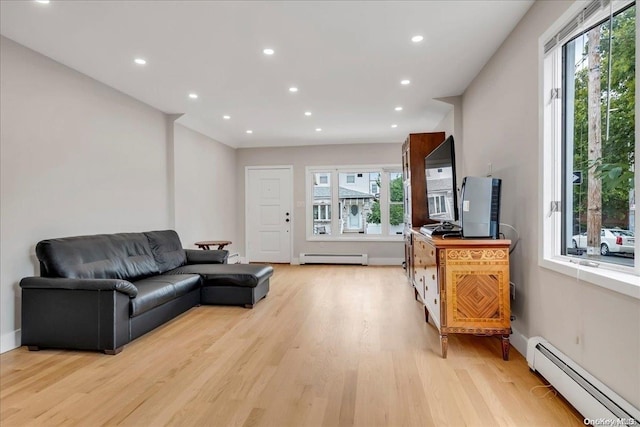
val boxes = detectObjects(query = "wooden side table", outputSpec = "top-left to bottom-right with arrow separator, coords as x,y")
194,240 -> 232,250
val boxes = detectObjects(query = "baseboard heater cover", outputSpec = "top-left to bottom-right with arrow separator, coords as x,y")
526,337 -> 639,424
299,253 -> 368,265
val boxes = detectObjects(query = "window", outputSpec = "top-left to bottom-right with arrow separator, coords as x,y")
312,172 -> 332,235
388,172 -> 404,235
339,172 -> 379,235
542,0 -> 638,292
306,166 -> 403,240
313,204 -> 331,220
428,194 -> 448,215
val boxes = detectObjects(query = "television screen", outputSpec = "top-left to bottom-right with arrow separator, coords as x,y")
425,135 -> 458,223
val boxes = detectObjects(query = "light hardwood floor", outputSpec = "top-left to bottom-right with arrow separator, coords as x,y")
1,265 -> 583,426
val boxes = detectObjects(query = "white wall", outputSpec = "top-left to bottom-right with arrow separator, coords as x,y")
433,97 -> 465,178
0,38 -> 243,353
173,124 -> 237,252
236,143 -> 404,264
461,1 -> 639,407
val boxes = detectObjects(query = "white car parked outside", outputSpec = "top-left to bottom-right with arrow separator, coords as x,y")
571,228 -> 635,256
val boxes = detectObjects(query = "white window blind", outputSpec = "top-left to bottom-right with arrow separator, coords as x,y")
544,0 -> 612,54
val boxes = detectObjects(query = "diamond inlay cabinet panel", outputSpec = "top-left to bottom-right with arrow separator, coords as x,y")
453,273 -> 502,321
410,230 -> 511,360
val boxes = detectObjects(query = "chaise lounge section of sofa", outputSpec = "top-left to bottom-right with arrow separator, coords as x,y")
20,230 -> 273,354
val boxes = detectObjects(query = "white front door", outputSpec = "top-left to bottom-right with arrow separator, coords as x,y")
348,203 -> 361,229
246,167 -> 292,263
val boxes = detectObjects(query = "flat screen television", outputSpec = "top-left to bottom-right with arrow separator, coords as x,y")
424,135 -> 458,224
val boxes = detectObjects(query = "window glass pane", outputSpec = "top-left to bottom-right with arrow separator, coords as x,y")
313,172 -> 331,235
339,172 -> 380,235
388,172 -> 404,235
563,5 -> 635,267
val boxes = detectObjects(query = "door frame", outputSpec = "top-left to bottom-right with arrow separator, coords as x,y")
244,165 -> 294,263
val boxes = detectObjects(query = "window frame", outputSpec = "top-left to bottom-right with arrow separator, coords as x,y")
306,165 -> 404,242
539,0 -> 639,299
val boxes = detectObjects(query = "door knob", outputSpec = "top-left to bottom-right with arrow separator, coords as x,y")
286,219 -> 290,222
286,212 -> 290,216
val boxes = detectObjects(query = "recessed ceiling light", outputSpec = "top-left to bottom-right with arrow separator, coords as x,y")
246,130 -> 253,134
315,128 -> 322,132
304,111 -> 312,116
134,58 -> 146,65
411,35 -> 424,43
35,0 -> 50,4
401,79 -> 411,85
289,87 -> 298,93
188,93 -> 198,99
223,115 -> 230,120
391,124 -> 398,128
263,48 -> 275,55
395,106 -> 403,111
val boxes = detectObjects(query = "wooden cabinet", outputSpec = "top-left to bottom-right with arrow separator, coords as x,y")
411,229 -> 511,360
401,132 -> 445,229
401,132 -> 445,279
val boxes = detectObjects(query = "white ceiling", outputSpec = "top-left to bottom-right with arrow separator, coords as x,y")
0,0 -> 533,148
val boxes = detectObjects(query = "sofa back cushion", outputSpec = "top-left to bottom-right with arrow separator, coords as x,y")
143,230 -> 187,273
36,233 -> 160,281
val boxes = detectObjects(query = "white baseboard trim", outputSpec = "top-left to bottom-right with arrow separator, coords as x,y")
289,257 -> 400,266
368,257 -> 404,266
510,326 -> 528,358
1,329 -> 21,354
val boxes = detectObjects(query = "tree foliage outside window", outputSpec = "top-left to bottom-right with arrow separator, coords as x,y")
367,174 -> 404,225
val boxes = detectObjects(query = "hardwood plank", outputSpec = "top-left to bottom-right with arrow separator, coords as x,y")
0,265 -> 583,426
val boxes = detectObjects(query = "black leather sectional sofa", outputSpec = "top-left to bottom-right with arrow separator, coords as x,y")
20,230 -> 273,354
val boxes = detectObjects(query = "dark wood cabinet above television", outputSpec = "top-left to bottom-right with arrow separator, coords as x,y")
401,132 -> 446,229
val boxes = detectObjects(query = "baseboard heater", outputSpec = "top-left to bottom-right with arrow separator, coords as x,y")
527,337 -> 639,424
299,253 -> 368,265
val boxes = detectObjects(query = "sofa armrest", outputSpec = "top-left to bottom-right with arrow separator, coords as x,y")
185,249 -> 228,264
20,277 -> 138,298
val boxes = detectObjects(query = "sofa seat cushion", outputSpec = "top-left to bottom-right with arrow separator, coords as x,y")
165,264 -> 273,288
130,274 -> 200,317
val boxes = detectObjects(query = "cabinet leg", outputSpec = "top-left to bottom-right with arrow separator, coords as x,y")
424,306 -> 429,323
501,335 -> 510,361
414,288 -> 418,301
440,334 -> 448,359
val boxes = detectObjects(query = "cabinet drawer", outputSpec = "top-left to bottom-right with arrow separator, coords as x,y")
413,271 -> 426,302
413,239 -> 436,268
424,273 -> 440,327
